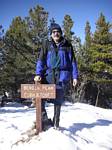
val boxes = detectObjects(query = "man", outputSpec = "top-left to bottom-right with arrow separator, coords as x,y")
34,23 -> 78,130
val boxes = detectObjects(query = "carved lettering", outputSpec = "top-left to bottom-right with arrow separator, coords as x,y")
21,84 -> 56,99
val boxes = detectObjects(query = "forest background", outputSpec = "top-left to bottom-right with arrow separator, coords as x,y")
0,4 -> 112,108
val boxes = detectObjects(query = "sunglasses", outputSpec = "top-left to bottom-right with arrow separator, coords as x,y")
52,30 -> 61,34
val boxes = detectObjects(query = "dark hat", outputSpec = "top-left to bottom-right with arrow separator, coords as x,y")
50,23 -> 62,34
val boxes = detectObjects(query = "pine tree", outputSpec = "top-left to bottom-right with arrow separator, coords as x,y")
85,21 -> 92,49
83,13 -> 112,107
90,13 -> 112,81
82,21 -> 93,70
62,15 -> 74,41
1,5 -> 49,98
2,17 -> 30,97
94,13 -> 111,44
26,5 -> 48,46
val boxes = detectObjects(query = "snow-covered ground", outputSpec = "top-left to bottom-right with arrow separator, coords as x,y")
0,102 -> 112,150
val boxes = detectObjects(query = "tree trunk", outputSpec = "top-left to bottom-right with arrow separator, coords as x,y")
95,85 -> 100,106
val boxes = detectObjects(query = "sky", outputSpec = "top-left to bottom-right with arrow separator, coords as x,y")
0,0 -> 112,43
0,101 -> 112,150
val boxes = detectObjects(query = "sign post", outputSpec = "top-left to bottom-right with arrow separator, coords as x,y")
21,83 -> 56,134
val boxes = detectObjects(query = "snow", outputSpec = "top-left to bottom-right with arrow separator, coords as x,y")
0,101 -> 112,150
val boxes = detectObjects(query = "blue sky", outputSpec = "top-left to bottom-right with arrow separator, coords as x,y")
0,0 -> 112,43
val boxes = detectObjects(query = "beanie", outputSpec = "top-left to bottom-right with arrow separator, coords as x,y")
50,23 -> 62,35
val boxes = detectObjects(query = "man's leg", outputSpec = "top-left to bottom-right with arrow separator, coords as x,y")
42,100 -> 54,131
53,104 -> 61,129
42,100 -> 48,131
53,85 -> 63,129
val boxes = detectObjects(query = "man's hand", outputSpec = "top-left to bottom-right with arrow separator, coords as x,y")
34,75 -> 42,82
73,79 -> 77,87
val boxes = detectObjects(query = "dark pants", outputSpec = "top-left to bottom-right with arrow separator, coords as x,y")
42,100 -> 61,130
53,104 -> 61,128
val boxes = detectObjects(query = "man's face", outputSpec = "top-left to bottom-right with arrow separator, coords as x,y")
51,29 -> 61,43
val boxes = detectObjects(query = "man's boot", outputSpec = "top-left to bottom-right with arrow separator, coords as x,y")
53,104 -> 61,130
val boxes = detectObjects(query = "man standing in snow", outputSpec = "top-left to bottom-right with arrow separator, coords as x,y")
34,23 -> 78,130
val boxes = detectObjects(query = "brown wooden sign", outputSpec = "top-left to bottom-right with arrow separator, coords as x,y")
21,83 -> 56,134
21,84 -> 56,99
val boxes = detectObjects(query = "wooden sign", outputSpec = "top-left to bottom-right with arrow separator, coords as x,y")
21,83 -> 56,134
21,84 -> 55,99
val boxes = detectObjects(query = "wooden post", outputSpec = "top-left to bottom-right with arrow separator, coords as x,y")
36,98 -> 41,133
35,82 -> 42,133
21,83 -> 56,134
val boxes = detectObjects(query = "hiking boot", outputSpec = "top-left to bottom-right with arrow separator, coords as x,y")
42,118 -> 53,131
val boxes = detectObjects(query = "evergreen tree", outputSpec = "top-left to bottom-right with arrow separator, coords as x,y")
82,13 -> 112,107
85,21 -> 92,49
82,21 -> 93,70
1,5 -> 49,98
94,13 -> 111,44
26,5 -> 48,50
63,15 -> 74,41
90,13 -> 112,81
2,17 -> 31,97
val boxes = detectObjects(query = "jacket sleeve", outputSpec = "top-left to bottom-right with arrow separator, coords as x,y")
70,45 -> 78,79
36,46 -> 46,77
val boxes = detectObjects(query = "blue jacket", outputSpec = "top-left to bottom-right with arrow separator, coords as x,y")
36,38 -> 78,83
